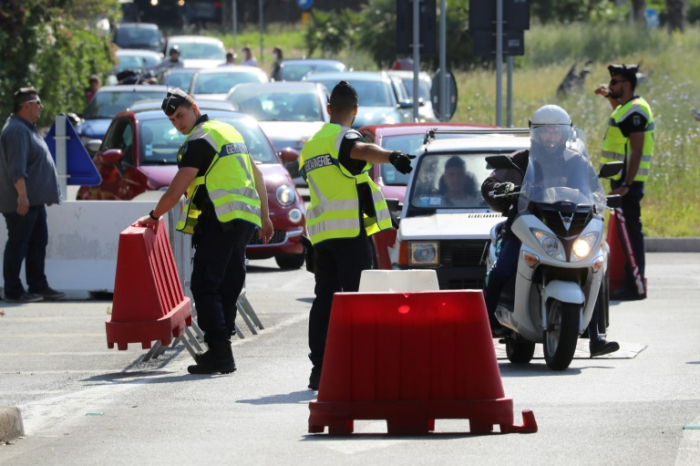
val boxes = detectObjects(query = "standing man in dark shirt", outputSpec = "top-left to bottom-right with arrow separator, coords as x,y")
300,81 -> 415,390
137,88 -> 273,375
0,88 -> 64,303
594,64 -> 654,300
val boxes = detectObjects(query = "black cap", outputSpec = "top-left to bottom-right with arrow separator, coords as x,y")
608,63 -> 638,81
161,88 -> 191,116
169,45 -> 180,54
331,81 -> 358,101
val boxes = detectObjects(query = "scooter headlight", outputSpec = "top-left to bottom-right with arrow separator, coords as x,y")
571,233 -> 600,262
531,228 -> 565,261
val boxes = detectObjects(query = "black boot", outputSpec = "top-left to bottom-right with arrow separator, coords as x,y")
188,340 -> 236,374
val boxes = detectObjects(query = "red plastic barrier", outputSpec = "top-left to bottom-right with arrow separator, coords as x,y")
106,219 -> 191,350
607,209 -> 627,292
308,290 -> 537,435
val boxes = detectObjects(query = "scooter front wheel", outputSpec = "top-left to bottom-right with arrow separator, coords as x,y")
543,299 -> 581,371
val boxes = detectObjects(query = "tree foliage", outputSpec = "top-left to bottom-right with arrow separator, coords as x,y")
0,0 -> 120,127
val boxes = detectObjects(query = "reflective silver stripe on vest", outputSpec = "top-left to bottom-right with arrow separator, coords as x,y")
306,176 -> 358,221
618,104 -> 651,123
189,126 -> 219,152
636,167 -> 649,177
307,218 -> 360,238
209,187 -> 259,201
214,200 -> 261,219
372,189 -> 391,223
601,150 -> 652,163
234,154 -> 254,180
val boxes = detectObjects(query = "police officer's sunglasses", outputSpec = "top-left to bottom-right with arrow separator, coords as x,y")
609,78 -> 627,86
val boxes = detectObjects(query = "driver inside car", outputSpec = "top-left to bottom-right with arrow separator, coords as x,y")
481,104 -> 620,358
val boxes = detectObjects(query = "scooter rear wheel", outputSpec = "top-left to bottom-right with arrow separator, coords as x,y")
505,336 -> 536,364
543,299 -> 581,371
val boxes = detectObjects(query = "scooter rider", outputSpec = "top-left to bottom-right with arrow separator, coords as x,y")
481,105 -> 620,358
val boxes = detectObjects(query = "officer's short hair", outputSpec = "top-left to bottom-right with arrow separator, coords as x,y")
13,87 -> 38,113
608,63 -> 638,92
161,88 -> 194,116
329,81 -> 359,114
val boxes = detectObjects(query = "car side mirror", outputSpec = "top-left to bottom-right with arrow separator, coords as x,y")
385,198 -> 402,213
278,147 -> 300,165
85,140 -> 102,154
398,100 -> 414,109
599,161 -> 624,179
101,148 -> 124,164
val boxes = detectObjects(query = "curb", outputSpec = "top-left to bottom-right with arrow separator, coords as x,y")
0,406 -> 24,442
646,238 -> 700,253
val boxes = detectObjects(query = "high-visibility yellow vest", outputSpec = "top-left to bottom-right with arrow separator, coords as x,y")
300,123 -> 392,245
600,97 -> 654,182
176,119 -> 261,234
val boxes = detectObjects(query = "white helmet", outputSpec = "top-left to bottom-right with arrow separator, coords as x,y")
529,105 -> 573,151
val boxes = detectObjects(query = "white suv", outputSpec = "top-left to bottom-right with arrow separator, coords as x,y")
388,129 -> 530,289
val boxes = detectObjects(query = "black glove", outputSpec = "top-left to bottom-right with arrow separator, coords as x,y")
493,182 -> 516,196
389,151 -> 415,174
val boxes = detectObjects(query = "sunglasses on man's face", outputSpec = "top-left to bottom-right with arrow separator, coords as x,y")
24,99 -> 42,106
609,78 -> 627,86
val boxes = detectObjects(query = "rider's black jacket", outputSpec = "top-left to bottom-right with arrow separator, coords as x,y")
481,149 -> 529,236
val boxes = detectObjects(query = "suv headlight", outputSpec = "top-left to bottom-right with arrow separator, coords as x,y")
530,228 -> 565,261
408,242 -> 438,266
571,232 -> 600,262
276,185 -> 295,207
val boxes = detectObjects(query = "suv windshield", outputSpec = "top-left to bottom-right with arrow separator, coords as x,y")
409,153 -> 495,209
84,90 -> 167,119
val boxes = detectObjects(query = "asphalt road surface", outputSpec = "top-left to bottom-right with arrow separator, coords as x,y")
1,253 -> 699,465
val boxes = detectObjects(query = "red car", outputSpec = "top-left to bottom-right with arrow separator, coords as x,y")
77,101 -> 307,269
358,122 -> 496,269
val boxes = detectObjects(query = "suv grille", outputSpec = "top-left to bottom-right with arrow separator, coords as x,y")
440,240 -> 489,267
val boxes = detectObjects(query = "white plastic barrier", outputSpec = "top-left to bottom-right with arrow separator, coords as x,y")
358,269 -> 440,293
0,200 -> 161,299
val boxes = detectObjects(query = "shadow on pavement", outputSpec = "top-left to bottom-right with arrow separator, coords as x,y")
237,390 -> 317,405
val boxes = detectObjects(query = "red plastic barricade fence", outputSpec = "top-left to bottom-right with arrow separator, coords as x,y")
106,219 -> 192,350
607,209 -> 646,295
308,290 -> 537,435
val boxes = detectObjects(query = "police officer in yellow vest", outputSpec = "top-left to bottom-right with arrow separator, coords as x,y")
595,64 -> 654,301
137,88 -> 273,374
301,81 -> 414,390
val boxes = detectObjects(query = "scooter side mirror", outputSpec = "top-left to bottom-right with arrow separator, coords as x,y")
485,155 -> 513,170
606,195 -> 623,208
599,161 -> 624,178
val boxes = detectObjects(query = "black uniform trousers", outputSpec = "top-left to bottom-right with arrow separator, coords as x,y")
190,214 -> 255,343
611,179 -> 645,292
308,228 -> 372,368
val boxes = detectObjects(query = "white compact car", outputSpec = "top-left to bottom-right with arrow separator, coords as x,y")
388,129 -> 530,290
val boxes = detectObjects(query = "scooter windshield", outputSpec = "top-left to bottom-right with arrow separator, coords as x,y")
518,126 -> 607,213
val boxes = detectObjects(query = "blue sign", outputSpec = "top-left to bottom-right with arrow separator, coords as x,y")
297,0 -> 313,10
645,8 -> 659,29
45,117 -> 102,186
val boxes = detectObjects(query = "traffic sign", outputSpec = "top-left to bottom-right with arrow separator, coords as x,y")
296,0 -> 313,10
472,30 -> 524,57
431,70 -> 458,121
469,0 -> 530,31
396,0 -> 437,55
645,8 -> 659,28
45,116 -> 101,186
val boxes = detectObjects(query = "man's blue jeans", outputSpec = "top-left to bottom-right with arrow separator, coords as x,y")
3,205 -> 49,299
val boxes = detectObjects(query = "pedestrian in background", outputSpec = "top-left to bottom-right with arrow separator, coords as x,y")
86,75 -> 101,103
219,50 -> 237,67
300,81 -> 415,390
240,46 -> 258,67
155,46 -> 185,71
0,88 -> 64,303
270,47 -> 283,81
594,64 -> 654,301
136,88 -> 273,375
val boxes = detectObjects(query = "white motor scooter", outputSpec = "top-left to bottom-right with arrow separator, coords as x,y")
485,130 -> 622,370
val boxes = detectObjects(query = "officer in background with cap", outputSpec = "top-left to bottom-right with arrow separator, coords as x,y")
300,81 -> 415,390
594,64 -> 654,301
136,88 -> 273,375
